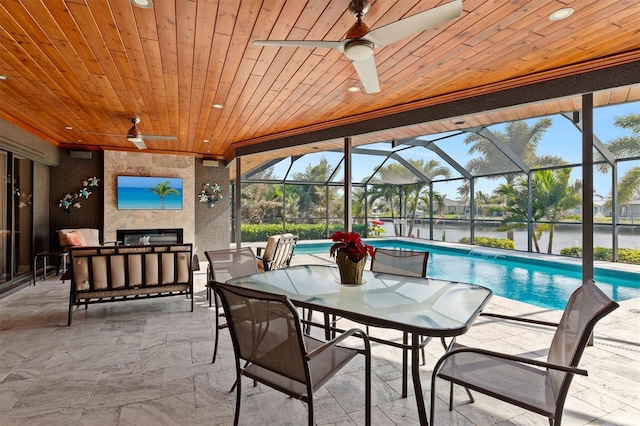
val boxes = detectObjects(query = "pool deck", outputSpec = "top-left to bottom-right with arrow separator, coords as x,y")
0,252 -> 638,425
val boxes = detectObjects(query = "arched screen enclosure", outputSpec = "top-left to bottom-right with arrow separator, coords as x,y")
232,93 -> 639,265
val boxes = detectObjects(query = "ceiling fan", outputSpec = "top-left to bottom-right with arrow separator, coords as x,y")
253,0 -> 463,94
80,117 -> 177,150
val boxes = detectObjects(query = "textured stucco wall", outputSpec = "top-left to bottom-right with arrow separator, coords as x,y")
49,150 -> 104,248
103,151 -> 196,244
194,159 -> 231,253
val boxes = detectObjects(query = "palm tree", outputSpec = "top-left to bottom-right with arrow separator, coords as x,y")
463,118 -> 553,239
498,168 -> 581,253
534,168 -> 582,253
598,113 -> 640,210
404,159 -> 451,236
148,181 -> 179,210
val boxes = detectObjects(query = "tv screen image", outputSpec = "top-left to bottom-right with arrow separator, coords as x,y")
117,176 -> 183,210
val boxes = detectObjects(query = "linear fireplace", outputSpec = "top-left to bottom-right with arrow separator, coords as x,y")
117,228 -> 184,246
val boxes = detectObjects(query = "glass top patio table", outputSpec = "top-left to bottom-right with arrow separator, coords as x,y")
225,264 -> 493,337
225,264 -> 493,425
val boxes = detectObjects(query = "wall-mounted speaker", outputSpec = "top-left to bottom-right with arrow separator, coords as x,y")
70,150 -> 92,159
203,160 -> 219,167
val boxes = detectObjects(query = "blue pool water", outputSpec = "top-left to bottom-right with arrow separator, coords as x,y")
297,239 -> 640,310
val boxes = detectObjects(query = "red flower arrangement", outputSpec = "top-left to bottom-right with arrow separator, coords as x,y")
329,231 -> 375,262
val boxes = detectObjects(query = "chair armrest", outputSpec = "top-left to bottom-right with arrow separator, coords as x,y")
439,345 -> 588,376
256,246 -> 265,256
306,327 -> 370,360
480,312 -> 559,328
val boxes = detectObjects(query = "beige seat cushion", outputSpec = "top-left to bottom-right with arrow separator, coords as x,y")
261,235 -> 280,261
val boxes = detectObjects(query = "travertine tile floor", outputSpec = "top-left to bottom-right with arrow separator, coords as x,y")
0,253 -> 638,425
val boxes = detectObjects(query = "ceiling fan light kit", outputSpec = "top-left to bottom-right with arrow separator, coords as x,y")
253,0 -> 463,94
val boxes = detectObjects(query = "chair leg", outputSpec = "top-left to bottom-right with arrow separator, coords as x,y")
212,302 -> 220,363
307,394 -> 314,426
464,386 -> 475,403
233,372 -> 242,426
449,383 -> 454,411
304,308 -> 312,334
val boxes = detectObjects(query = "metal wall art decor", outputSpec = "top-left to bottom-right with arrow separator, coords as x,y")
198,182 -> 223,208
59,177 -> 100,212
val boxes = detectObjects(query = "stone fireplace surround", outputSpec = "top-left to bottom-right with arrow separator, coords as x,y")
117,228 -> 184,246
103,151 -> 195,246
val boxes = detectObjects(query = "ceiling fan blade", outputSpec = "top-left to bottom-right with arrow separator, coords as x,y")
254,39 -> 345,52
139,135 -> 178,141
365,0 -> 462,47
352,56 -> 380,94
79,131 -> 122,137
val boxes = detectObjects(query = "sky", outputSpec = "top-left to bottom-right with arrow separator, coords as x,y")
262,100 -> 639,199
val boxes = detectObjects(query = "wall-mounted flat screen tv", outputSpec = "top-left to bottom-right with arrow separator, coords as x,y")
117,176 -> 183,210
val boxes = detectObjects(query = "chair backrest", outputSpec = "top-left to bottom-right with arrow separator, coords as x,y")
263,233 -> 298,270
547,279 -> 618,399
370,248 -> 429,277
205,248 -> 259,283
215,283 -> 309,385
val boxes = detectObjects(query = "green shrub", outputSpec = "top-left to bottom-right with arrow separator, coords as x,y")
559,246 -> 640,264
559,247 -> 582,258
458,237 -> 515,250
240,223 -> 370,242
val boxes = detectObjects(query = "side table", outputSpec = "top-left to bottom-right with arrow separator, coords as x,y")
32,251 -> 68,285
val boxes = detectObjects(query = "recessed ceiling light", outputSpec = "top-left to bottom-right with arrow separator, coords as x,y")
203,139 -> 210,143
549,7 -> 574,21
130,0 -> 153,9
212,103 -> 224,109
0,75 -> 8,81
347,86 -> 361,93
65,126 -> 73,130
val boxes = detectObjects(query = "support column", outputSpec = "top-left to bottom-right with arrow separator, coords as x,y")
344,138 -> 352,232
582,94 -> 594,281
235,158 -> 242,249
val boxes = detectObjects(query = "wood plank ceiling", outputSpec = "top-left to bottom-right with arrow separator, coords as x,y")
1,0 -> 639,174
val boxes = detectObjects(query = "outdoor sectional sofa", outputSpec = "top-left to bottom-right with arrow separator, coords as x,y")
67,243 -> 193,325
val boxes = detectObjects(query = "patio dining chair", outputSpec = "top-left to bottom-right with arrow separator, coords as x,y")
430,279 -> 619,426
214,282 -> 372,426
204,247 -> 259,363
369,248 -> 432,382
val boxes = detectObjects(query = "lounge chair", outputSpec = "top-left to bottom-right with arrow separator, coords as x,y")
255,233 -> 298,271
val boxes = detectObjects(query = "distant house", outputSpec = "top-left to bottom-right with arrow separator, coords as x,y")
620,199 -> 640,217
443,198 -> 468,216
593,199 -> 610,217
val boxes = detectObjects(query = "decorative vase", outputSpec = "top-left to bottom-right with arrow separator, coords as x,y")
336,251 -> 367,285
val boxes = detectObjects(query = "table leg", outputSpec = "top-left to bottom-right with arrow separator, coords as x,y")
412,333 -> 428,425
402,332 -> 408,398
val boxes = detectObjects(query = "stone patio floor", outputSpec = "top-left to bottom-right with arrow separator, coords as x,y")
0,253 -> 638,425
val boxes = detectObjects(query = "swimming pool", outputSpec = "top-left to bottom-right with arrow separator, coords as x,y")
296,239 -> 640,310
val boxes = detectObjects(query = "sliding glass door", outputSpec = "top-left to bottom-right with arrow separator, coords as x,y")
0,150 -> 33,292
